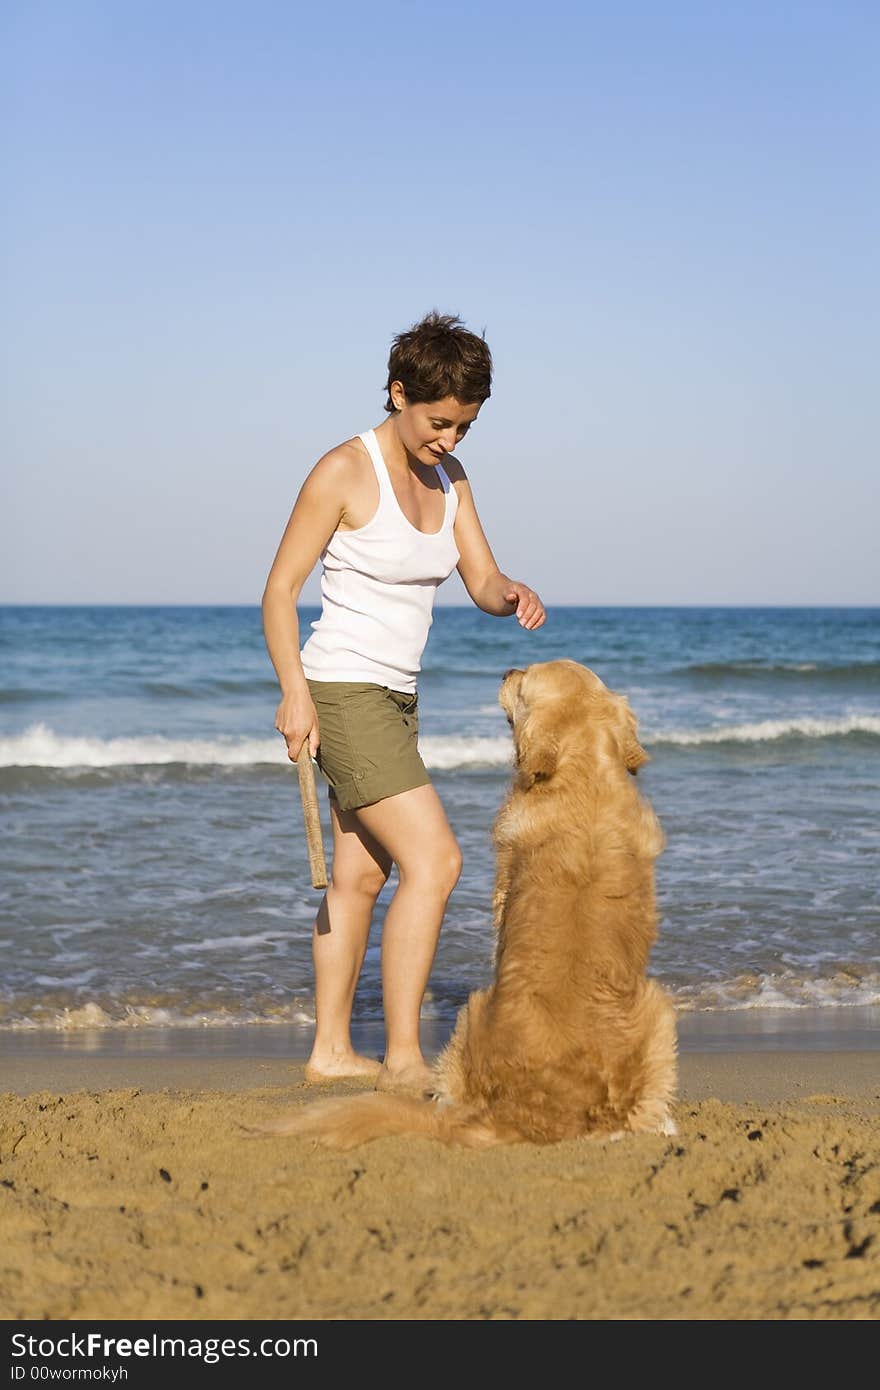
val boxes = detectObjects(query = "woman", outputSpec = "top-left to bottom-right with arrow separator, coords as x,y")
262,311 -> 545,1094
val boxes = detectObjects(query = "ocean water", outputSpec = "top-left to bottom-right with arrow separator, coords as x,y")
1,605 -> 878,1041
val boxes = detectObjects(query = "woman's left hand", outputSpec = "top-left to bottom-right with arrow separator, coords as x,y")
504,582 -> 546,630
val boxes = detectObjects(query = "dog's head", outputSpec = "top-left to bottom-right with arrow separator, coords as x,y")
499,659 -> 648,787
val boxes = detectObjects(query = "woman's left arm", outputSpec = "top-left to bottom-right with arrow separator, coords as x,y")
449,465 -> 546,630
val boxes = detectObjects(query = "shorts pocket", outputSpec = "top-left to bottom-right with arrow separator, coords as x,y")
338,688 -> 390,787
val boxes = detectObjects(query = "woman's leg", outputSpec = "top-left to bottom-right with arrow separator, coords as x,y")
353,783 -> 462,1091
305,797 -> 393,1081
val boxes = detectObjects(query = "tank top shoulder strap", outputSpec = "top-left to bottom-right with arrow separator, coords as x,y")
435,461 -> 459,525
358,429 -> 394,503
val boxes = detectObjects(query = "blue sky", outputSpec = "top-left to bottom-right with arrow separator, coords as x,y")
3,0 -> 878,605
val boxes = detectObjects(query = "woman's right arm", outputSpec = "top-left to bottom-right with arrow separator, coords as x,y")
261,448 -> 353,762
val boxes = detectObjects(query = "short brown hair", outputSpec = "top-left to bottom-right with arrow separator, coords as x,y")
384,310 -> 492,413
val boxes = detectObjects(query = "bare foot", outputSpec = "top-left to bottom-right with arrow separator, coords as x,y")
304,1053 -> 381,1083
375,1061 -> 436,1097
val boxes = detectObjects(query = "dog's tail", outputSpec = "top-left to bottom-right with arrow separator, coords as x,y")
247,1092 -> 503,1151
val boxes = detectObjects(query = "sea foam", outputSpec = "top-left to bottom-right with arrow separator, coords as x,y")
651,714 -> 880,746
0,971 -> 876,1030
2,715 -> 878,771
0,723 -> 514,770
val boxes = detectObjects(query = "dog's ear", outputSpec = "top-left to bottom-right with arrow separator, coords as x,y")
616,698 -> 649,775
516,716 -> 558,787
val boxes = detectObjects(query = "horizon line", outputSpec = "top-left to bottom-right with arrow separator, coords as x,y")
1,602 -> 878,611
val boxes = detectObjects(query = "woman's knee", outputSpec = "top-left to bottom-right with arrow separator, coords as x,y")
446,841 -> 464,892
330,862 -> 389,900
400,840 -> 462,897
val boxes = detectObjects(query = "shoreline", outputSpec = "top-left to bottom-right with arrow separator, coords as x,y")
0,1003 -> 877,1065
3,1005 -> 877,1105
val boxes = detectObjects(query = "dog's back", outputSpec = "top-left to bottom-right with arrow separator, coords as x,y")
434,754 -> 677,1142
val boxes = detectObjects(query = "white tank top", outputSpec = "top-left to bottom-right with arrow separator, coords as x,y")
300,428 -> 460,694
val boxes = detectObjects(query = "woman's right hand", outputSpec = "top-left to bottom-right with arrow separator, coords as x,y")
275,690 -> 320,763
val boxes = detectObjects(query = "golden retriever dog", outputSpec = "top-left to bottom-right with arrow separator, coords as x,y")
257,659 -> 677,1149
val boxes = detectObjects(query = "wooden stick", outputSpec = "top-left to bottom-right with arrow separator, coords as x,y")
296,739 -> 328,889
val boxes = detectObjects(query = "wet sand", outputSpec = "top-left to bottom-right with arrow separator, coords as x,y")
1,1050 -> 878,1320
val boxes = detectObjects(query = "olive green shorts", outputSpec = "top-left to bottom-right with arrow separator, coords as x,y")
305,679 -> 431,812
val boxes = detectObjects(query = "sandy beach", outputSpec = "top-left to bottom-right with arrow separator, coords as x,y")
1,1046 -> 878,1321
